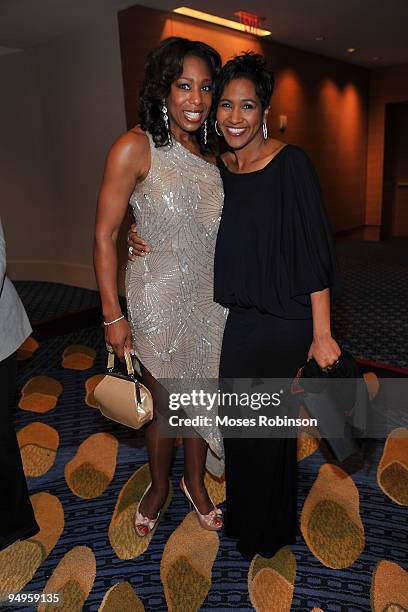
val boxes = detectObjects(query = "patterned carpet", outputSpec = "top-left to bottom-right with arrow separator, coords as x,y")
2,239 -> 407,611
1,323 -> 407,611
13,281 -> 100,324
332,239 -> 408,369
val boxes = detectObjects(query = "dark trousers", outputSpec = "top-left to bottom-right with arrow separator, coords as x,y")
0,352 -> 38,550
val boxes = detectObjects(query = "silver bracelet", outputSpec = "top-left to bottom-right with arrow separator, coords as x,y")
103,314 -> 125,327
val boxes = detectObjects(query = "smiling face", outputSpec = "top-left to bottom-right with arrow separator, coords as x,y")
216,77 -> 267,149
166,54 -> 213,134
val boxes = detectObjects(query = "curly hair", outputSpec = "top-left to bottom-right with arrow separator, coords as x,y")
212,52 -> 275,112
139,37 -> 221,154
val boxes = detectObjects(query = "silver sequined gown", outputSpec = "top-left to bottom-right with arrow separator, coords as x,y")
126,132 -> 227,460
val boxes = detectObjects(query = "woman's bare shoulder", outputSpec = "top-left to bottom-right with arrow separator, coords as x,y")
106,127 -> 150,175
111,126 -> 149,155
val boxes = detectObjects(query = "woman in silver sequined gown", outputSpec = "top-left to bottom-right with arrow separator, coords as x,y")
94,38 -> 226,533
126,132 -> 226,458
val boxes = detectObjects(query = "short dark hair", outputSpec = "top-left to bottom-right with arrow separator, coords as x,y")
213,52 -> 274,111
139,37 -> 221,154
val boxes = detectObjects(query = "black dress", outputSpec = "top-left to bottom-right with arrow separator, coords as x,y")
214,145 -> 340,560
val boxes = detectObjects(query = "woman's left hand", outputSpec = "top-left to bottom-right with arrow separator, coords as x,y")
308,335 -> 341,370
127,223 -> 151,260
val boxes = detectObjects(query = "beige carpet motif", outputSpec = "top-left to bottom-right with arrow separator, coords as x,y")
17,422 -> 60,477
301,463 -> 365,568
248,546 -> 297,612
160,511 -> 219,612
65,432 -> 118,499
0,493 -> 64,597
19,376 -> 63,413
370,559 -> 408,612
16,336 -> 39,361
98,582 -> 145,611
62,345 -> 96,370
38,546 -> 96,612
108,463 -> 172,560
377,428 -> 408,506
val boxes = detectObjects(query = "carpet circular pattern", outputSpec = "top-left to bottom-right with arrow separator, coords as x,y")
0,492 -> 64,597
17,336 -> 39,361
19,376 -> 63,413
370,559 -> 408,612
98,582 -> 145,611
108,463 -> 173,560
85,374 -> 105,408
17,422 -> 59,477
64,432 -> 118,499
38,546 -> 96,612
248,546 -> 296,611
160,511 -> 219,611
377,428 -> 408,506
62,345 -> 96,370
301,463 -> 365,569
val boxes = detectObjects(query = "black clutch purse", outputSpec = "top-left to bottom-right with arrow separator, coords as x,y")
297,349 -> 368,462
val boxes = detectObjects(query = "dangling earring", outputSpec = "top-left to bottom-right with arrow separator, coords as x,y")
215,120 -> 222,137
262,120 -> 268,140
203,119 -> 208,145
162,100 -> 171,143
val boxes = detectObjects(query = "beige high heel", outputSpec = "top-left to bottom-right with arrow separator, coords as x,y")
134,483 -> 161,537
179,477 -> 223,531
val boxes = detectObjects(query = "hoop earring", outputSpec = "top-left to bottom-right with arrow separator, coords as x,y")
162,101 -> 171,143
215,120 -> 222,137
262,120 -> 268,140
203,119 -> 208,145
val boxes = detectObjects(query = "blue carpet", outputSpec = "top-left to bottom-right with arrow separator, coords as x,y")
13,281 -> 100,324
332,239 -> 408,369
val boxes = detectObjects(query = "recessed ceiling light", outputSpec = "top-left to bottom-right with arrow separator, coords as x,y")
347,48 -> 356,53
315,36 -> 325,41
173,7 -> 271,36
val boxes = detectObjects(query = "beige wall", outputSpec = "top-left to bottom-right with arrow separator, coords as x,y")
1,12 -> 126,288
0,51 -> 58,264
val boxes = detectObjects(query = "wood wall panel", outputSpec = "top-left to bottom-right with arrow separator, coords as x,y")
366,64 -> 408,231
118,5 -> 369,234
382,101 -> 408,237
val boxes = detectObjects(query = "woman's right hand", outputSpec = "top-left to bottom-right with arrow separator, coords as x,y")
127,223 -> 151,260
104,317 -> 133,361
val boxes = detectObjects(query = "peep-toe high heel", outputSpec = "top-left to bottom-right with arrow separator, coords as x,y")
179,477 -> 223,531
134,483 -> 162,537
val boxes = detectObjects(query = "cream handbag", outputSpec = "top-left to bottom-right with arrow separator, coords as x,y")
94,348 -> 153,429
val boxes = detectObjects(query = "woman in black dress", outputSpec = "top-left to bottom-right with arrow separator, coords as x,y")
212,53 -> 341,559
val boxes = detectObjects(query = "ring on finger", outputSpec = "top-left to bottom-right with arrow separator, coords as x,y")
128,246 -> 134,255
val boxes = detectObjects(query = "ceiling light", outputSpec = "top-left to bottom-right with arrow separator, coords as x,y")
173,7 -> 272,36
315,36 -> 325,41
347,48 -> 356,53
